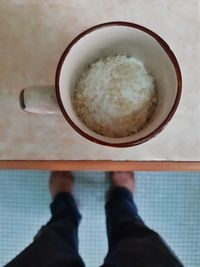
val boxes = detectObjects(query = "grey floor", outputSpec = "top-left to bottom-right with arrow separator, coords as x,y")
0,171 -> 200,267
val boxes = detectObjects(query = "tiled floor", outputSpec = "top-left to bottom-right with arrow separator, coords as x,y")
0,171 -> 199,267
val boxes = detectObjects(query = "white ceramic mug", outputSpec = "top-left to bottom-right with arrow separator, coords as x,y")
19,21 -> 182,147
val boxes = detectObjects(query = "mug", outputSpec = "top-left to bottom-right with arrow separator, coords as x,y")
19,21 -> 182,147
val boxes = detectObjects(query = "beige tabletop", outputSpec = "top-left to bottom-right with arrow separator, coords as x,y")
0,0 -> 199,161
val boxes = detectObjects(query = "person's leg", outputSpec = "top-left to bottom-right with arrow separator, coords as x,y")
105,171 -> 145,250
5,171 -> 85,267
101,171 -> 184,267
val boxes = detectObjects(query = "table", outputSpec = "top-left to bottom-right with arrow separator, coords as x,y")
0,0 -> 200,170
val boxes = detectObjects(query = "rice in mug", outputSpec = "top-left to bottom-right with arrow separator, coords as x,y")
73,55 -> 158,138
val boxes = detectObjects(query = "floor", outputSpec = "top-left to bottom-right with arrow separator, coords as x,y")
0,171 -> 199,267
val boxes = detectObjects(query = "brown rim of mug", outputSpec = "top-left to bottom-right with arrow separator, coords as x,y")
55,21 -> 182,148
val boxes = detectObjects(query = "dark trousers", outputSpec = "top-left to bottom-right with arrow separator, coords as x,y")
5,187 -> 184,267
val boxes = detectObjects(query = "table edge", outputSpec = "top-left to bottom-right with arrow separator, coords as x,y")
0,160 -> 200,171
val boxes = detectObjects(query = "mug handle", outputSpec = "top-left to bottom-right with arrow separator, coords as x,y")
19,86 -> 61,115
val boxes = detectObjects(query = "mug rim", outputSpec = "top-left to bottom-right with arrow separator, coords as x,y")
55,21 -> 182,147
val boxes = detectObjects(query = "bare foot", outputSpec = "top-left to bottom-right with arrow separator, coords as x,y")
49,171 -> 74,199
110,171 -> 135,193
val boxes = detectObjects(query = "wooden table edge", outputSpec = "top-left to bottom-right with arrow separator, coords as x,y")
0,160 -> 200,171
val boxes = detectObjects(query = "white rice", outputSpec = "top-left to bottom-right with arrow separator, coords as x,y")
73,55 -> 157,138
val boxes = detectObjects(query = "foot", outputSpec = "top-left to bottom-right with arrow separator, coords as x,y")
49,171 -> 74,199
109,171 -> 135,193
